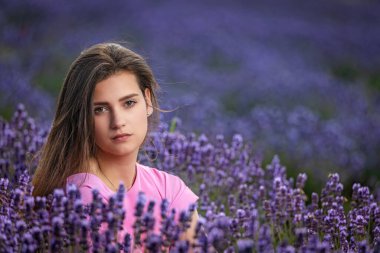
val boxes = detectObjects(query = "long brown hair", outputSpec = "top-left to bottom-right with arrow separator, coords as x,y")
32,42 -> 160,197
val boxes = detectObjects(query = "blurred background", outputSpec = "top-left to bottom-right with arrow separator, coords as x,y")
1,0 -> 379,195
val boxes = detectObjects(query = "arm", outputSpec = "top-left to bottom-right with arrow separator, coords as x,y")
180,209 -> 199,246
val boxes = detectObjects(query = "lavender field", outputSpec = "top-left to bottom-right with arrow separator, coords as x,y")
1,0 -> 380,251
1,104 -> 380,252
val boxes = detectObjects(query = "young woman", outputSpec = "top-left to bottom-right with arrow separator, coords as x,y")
32,42 -> 199,248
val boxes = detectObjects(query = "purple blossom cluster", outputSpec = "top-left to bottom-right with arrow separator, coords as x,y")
1,0 -> 380,186
1,106 -> 379,252
137,0 -> 380,182
0,104 -> 47,180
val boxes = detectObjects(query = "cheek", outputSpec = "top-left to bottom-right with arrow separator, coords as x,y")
135,110 -> 149,135
94,119 -> 107,142
136,115 -> 147,130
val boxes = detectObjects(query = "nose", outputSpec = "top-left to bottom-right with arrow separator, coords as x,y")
110,108 -> 126,129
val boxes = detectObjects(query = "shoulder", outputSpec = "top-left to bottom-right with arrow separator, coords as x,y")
137,163 -> 185,193
138,163 -> 181,184
66,173 -> 113,204
137,163 -> 198,211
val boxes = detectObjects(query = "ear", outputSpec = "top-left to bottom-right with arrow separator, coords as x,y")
144,88 -> 153,116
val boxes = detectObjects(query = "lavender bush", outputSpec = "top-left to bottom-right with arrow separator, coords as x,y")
1,0 -> 380,187
136,0 -> 380,183
1,105 -> 379,252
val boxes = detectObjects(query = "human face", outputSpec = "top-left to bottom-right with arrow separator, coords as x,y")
92,71 -> 152,159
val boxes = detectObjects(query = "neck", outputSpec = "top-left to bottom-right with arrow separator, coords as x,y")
94,151 -> 138,191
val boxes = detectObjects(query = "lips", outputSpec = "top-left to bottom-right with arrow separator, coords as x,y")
112,133 -> 132,141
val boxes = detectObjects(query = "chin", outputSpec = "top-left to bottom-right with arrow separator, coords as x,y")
112,149 -> 136,157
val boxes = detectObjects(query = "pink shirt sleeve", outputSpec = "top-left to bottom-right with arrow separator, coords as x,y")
165,173 -> 199,212
138,165 -> 199,213
66,173 -> 112,205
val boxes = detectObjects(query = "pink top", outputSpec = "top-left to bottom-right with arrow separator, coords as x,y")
66,163 -> 198,249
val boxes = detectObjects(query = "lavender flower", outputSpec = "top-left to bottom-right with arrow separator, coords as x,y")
50,216 -> 65,251
145,234 -> 162,252
123,233 -> 132,253
1,106 -> 380,252
133,192 -> 147,248
237,239 -> 254,253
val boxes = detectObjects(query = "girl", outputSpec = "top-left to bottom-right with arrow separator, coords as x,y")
32,42 -> 199,248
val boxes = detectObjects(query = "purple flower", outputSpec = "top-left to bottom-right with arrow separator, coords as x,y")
171,240 -> 190,253
142,201 -> 156,232
50,216 -> 65,251
123,233 -> 132,253
134,192 -> 146,218
80,220 -> 90,251
1,104 -> 380,251
145,234 -> 162,252
237,239 -> 254,253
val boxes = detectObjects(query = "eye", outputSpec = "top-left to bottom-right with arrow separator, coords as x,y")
94,106 -> 108,114
124,100 -> 137,108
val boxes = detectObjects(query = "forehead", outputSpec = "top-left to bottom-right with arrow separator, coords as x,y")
93,71 -> 142,100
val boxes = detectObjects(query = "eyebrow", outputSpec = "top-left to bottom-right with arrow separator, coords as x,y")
93,93 -> 139,105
